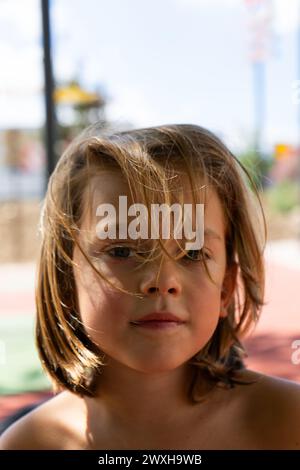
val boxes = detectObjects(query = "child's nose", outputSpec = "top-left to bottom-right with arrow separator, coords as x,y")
139,259 -> 182,297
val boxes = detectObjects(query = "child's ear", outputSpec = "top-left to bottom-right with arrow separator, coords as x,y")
220,261 -> 238,317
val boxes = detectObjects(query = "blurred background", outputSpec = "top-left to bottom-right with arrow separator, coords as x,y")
0,0 -> 300,430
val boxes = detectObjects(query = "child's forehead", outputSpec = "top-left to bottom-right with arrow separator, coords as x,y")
88,171 -> 132,206
84,170 -> 203,205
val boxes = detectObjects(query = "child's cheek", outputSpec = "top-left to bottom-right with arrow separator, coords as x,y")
188,264 -> 224,293
89,257 -> 138,286
77,281 -> 130,340
187,272 -> 223,318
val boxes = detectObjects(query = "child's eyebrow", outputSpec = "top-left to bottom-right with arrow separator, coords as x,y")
88,228 -> 222,245
204,228 -> 223,242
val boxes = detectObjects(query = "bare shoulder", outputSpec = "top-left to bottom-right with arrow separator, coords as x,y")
0,391 -> 87,450
235,369 -> 300,449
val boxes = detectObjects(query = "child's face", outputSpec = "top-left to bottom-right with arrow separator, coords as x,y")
73,170 -> 231,373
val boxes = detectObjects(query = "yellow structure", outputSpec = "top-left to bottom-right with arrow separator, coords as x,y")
54,83 -> 102,106
274,144 -> 295,160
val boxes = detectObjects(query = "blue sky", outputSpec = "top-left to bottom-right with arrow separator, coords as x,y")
0,0 -> 299,152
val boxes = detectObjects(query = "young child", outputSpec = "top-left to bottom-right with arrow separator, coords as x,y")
1,124 -> 300,450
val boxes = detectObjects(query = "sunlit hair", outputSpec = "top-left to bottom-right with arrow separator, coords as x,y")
36,123 -> 266,401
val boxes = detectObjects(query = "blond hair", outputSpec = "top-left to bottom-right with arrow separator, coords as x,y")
36,123 -> 266,401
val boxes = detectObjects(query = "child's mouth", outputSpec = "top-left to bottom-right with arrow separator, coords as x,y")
130,320 -> 185,329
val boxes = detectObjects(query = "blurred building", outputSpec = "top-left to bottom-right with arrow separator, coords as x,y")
0,128 -> 45,200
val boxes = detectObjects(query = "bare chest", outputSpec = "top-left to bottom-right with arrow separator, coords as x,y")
83,412 -> 258,450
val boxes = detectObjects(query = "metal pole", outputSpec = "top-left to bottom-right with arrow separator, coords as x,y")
41,0 -> 56,185
253,60 -> 265,156
298,0 -> 300,240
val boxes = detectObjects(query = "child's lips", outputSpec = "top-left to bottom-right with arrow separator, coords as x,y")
130,311 -> 187,329
130,320 -> 185,330
131,311 -> 186,323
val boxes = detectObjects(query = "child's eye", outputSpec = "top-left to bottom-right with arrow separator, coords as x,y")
104,246 -> 211,262
184,249 -> 211,261
106,246 -> 135,259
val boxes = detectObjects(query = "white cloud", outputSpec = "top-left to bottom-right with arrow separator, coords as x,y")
175,0 -> 240,8
0,0 -> 43,128
273,0 -> 300,34
0,92 -> 43,129
0,0 -> 41,41
106,87 -> 160,127
0,44 -> 42,90
176,0 -> 300,35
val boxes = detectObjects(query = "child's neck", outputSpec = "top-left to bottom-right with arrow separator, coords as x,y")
85,361 -> 201,430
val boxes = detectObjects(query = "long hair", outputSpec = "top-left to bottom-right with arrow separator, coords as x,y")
36,123 -> 266,401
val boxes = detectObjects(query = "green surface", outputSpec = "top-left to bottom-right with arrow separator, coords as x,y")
0,315 -> 50,394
